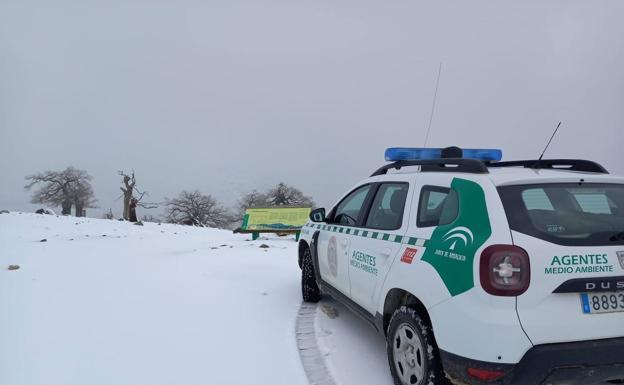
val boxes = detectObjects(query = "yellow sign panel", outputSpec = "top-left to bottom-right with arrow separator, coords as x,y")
242,207 -> 311,231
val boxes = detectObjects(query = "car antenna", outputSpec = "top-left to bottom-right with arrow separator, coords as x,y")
537,121 -> 563,161
423,62 -> 442,148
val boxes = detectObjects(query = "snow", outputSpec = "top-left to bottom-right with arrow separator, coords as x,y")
315,299 -> 393,385
0,213 -> 307,385
0,212 -> 400,385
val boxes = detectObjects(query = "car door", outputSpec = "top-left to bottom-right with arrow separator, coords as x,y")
348,182 -> 411,313
316,184 -> 375,296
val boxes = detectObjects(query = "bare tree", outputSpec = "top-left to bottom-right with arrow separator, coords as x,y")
73,178 -> 96,217
165,190 -> 232,228
103,208 -> 114,220
266,182 -> 315,207
119,171 -> 136,220
118,171 -> 157,221
141,214 -> 160,223
25,167 -> 96,216
236,190 -> 269,220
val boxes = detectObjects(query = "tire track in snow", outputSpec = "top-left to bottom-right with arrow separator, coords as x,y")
296,303 -> 337,385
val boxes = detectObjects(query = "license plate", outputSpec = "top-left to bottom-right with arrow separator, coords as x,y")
581,292 -> 624,314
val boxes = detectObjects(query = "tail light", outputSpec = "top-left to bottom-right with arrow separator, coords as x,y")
480,245 -> 530,296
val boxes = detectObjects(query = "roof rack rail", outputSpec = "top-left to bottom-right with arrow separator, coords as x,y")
370,158 -> 489,177
486,159 -> 608,174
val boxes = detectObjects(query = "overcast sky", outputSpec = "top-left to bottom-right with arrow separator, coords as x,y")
1,0 -> 623,218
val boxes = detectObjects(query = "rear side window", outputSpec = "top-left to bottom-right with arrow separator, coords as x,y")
365,183 -> 409,230
499,183 -> 624,246
572,189 -> 612,214
417,186 -> 459,227
521,189 -> 554,210
331,184 -> 372,226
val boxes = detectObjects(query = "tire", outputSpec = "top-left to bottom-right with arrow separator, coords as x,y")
386,306 -> 447,385
301,247 -> 321,302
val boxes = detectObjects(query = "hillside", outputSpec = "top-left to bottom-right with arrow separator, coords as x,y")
0,213 -> 307,385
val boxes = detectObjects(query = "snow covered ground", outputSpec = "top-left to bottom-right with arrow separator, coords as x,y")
0,212 -> 393,385
316,299 -> 394,385
0,212 -> 308,385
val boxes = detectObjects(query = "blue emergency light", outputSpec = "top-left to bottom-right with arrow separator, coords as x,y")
384,147 -> 502,162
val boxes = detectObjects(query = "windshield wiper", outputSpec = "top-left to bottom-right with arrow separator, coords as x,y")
609,231 -> 624,242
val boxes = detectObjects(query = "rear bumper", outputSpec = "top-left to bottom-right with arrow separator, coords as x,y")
441,337 -> 624,385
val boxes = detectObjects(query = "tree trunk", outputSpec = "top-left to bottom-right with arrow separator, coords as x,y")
122,191 -> 132,220
75,202 -> 84,217
120,173 -> 136,220
129,199 -> 138,222
61,200 -> 72,215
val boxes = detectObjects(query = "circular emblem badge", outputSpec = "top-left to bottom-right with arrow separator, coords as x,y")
328,236 -> 338,277
617,251 -> 624,270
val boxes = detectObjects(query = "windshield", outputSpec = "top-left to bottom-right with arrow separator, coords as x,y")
498,183 -> 624,246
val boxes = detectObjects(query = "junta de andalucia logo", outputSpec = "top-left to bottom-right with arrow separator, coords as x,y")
442,226 -> 474,251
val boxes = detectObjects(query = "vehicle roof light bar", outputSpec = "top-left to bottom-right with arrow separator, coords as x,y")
385,147 -> 503,162
373,146 -> 608,176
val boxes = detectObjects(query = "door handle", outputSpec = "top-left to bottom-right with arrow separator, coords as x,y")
340,239 -> 349,248
380,247 -> 392,257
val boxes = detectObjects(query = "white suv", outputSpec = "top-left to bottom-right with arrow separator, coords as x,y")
298,147 -> 624,385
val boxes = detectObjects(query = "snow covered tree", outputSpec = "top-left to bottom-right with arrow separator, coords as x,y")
118,171 -> 157,222
72,177 -> 96,217
119,171 -> 136,220
266,183 -> 315,207
24,167 -> 96,216
236,190 -> 269,220
141,214 -> 160,223
164,190 -> 232,228
103,208 -> 114,220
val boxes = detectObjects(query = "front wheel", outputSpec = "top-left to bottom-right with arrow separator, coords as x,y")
387,306 -> 447,385
301,247 -> 320,302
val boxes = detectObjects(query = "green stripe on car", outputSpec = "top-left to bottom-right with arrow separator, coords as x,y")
304,223 -> 428,246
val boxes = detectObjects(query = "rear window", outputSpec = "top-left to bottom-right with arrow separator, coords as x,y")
498,183 -> 624,246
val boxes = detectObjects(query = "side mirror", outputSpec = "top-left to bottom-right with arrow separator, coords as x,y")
309,208 -> 326,223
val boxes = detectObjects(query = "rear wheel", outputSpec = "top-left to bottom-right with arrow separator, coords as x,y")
301,247 -> 320,302
387,306 -> 447,385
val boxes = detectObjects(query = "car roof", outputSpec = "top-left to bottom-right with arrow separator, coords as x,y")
369,165 -> 624,186
486,167 -> 624,186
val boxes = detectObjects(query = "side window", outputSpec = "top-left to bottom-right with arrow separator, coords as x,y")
521,188 -> 554,211
418,186 -> 459,227
570,189 -> 613,214
332,185 -> 372,226
439,189 -> 459,225
365,183 -> 409,230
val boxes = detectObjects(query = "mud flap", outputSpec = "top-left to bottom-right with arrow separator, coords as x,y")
310,230 -> 322,281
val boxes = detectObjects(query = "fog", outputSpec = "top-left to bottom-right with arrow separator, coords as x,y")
1,0 -> 623,218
